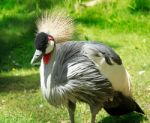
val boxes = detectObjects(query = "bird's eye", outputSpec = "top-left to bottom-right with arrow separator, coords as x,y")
36,54 -> 40,57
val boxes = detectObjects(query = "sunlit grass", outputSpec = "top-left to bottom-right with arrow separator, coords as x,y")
0,68 -> 38,77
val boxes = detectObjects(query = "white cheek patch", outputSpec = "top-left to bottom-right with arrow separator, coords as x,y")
45,41 -> 55,54
88,54 -> 131,97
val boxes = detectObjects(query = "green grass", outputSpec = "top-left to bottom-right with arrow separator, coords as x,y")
130,0 -> 150,11
0,0 -> 150,123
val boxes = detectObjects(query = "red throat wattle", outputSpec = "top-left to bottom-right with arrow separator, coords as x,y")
43,53 -> 51,64
43,35 -> 54,64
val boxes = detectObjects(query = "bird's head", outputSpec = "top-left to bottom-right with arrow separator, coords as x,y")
31,32 -> 55,65
30,9 -> 74,65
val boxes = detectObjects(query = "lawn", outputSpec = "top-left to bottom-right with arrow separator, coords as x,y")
0,0 -> 150,123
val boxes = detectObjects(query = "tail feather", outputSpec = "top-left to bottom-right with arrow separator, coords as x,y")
103,92 -> 144,116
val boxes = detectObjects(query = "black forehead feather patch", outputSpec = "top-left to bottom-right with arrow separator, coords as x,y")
35,32 -> 48,52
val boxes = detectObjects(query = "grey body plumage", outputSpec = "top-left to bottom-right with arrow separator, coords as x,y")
31,10 -> 144,123
47,41 -> 115,106
38,41 -> 144,123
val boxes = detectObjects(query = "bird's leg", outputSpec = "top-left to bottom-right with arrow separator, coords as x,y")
67,101 -> 76,123
90,104 -> 101,123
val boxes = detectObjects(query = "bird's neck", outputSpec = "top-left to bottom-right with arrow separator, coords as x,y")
40,49 -> 56,99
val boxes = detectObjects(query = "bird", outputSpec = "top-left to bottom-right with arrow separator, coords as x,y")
31,9 -> 144,123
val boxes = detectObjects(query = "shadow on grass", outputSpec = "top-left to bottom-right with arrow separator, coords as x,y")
0,0 -> 64,71
99,112 -> 147,123
0,73 -> 39,92
0,14 -> 36,71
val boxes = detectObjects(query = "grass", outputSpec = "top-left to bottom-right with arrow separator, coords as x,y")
130,0 -> 150,11
0,0 -> 150,122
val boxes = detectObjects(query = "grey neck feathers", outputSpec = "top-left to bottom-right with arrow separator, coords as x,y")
40,46 -> 68,106
40,48 -> 56,100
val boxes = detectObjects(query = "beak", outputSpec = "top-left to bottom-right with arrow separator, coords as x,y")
31,50 -> 43,65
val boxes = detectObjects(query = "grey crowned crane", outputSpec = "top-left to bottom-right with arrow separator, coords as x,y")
31,10 -> 144,123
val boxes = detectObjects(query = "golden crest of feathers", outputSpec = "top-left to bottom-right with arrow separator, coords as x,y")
36,9 -> 74,43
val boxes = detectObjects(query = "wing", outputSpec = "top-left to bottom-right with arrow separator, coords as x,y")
81,42 -> 131,96
66,56 -> 114,104
52,42 -> 114,104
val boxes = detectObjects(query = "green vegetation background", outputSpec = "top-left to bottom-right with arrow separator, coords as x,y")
0,0 -> 150,123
